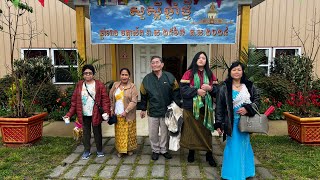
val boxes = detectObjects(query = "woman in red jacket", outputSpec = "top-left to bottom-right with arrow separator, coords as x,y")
64,64 -> 111,160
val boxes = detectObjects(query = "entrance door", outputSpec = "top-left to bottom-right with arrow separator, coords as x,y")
187,44 -> 210,67
134,44 -> 162,100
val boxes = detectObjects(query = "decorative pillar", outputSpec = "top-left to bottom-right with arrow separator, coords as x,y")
111,44 -> 117,80
76,6 -> 86,69
238,2 -> 251,63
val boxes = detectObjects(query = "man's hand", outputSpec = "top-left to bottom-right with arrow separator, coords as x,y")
140,111 -> 146,119
201,84 -> 212,92
216,128 -> 223,136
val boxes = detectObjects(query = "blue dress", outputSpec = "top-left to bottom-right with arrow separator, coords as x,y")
221,90 -> 255,180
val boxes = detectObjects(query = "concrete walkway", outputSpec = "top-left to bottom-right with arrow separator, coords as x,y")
44,114 -> 286,179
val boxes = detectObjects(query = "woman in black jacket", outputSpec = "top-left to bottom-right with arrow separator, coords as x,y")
215,61 -> 260,179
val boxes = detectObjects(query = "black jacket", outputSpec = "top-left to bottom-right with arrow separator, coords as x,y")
214,80 -> 260,140
140,71 -> 181,117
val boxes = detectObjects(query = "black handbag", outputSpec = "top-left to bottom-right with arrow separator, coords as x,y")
85,83 -> 104,115
239,104 -> 269,134
108,115 -> 117,125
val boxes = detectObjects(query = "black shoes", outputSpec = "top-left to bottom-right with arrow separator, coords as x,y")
206,151 -> 217,167
161,152 -> 172,159
152,152 -> 159,160
187,150 -> 195,163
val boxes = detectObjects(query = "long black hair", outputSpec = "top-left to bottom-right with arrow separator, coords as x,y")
226,61 -> 249,84
187,51 -> 212,81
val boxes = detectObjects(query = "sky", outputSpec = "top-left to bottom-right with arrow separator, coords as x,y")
90,0 -> 238,44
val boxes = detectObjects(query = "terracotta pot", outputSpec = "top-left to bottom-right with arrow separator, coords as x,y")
0,112 -> 48,147
283,112 -> 320,145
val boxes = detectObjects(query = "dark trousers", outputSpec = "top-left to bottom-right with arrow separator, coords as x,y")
83,116 -> 103,152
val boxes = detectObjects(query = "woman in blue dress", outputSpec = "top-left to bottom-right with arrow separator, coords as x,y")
215,61 -> 260,180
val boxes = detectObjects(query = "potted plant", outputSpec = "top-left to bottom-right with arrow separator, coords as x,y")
276,18 -> 320,144
0,1 -> 50,147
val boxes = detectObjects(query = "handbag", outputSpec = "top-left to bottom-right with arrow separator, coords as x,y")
85,83 -> 104,115
239,103 -> 269,134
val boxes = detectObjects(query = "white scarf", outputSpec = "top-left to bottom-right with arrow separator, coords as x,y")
233,84 -> 252,109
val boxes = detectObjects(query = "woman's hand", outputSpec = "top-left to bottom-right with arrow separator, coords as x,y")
197,89 -> 206,97
201,84 -> 212,92
236,107 -> 248,116
121,111 -> 127,117
140,111 -> 146,119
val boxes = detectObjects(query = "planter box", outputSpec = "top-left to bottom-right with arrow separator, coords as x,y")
283,112 -> 320,145
0,112 -> 48,147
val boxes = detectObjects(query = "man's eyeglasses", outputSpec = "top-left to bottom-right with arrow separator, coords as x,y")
83,72 -> 93,75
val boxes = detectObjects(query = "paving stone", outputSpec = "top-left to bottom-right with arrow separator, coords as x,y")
212,137 -> 220,145
133,165 -> 148,178
137,136 -> 144,144
170,149 -> 181,155
151,165 -> 165,177
256,167 -> 275,179
94,155 -> 107,164
104,145 -> 114,154
138,155 -> 151,164
123,153 -> 137,164
142,145 -> 152,154
154,156 -> 165,164
214,155 -> 223,166
187,166 -> 201,179
203,167 -> 219,180
64,166 -> 83,179
90,138 -> 94,145
90,147 -> 96,153
169,166 -> 183,179
116,165 -> 132,178
144,137 -> 151,145
199,151 -> 206,155
77,178 -> 92,180
212,144 -> 223,155
82,164 -> 102,177
102,138 -> 108,145
106,154 -> 121,165
75,158 -> 90,166
63,153 -> 80,164
106,138 -> 115,145
48,165 -> 69,178
168,155 -> 181,166
74,145 -> 84,153
200,155 -> 210,167
99,165 -> 116,178
254,156 -> 262,165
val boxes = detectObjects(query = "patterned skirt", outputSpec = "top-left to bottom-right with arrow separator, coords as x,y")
180,109 -> 212,152
115,116 -> 138,153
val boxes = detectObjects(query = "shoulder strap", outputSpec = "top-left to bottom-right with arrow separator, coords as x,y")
85,83 -> 99,107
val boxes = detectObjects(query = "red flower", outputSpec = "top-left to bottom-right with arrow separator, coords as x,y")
61,102 -> 67,107
276,101 -> 282,108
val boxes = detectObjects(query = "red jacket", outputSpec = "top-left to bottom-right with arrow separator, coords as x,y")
66,80 -> 111,126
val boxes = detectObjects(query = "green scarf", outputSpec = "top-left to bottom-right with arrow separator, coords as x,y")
193,71 -> 214,131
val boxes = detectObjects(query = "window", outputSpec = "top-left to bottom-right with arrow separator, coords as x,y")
20,49 -> 49,59
250,47 -> 301,76
51,49 -> 78,84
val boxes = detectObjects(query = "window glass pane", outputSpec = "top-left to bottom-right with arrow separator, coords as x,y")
54,68 -> 74,83
23,50 -> 48,58
254,49 -> 269,64
54,50 -> 77,66
275,49 -> 299,57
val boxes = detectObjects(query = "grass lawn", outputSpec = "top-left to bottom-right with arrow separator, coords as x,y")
251,135 -> 320,179
0,136 -> 77,179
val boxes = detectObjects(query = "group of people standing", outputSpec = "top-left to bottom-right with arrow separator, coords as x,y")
64,51 -> 260,180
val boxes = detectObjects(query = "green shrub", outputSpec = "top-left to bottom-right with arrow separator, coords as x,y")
30,83 -> 60,113
0,75 -> 14,106
256,75 -> 295,103
312,78 -> 320,91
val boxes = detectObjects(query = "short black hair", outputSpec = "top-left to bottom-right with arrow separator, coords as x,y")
82,64 -> 95,75
120,68 -> 131,76
226,61 -> 248,83
150,56 -> 163,63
